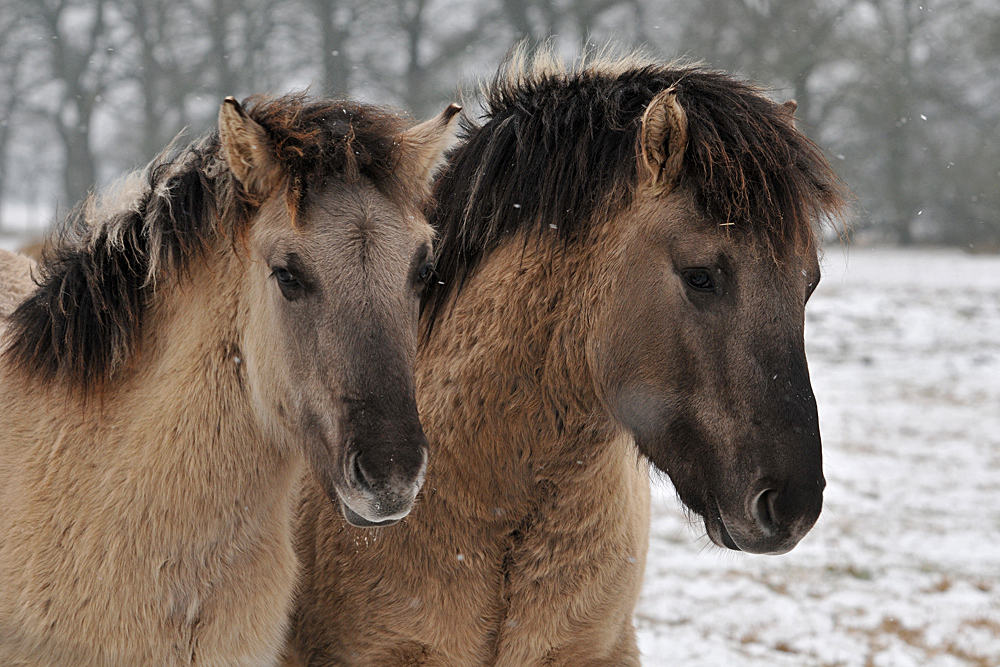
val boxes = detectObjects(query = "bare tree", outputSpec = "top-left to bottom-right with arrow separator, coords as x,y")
0,4 -> 33,230
24,0 -> 116,209
0,0 -> 997,247
871,0 -> 924,244
311,0 -> 356,94
661,0 -> 857,127
500,0 -> 557,44
123,0 -> 192,161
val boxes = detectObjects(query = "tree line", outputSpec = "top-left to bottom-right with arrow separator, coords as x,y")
1,0 -> 997,247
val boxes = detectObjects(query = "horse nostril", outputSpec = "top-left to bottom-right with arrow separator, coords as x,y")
751,489 -> 779,536
348,451 -> 373,492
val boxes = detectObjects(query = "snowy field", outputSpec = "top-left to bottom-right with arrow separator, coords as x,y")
637,247 -> 1000,667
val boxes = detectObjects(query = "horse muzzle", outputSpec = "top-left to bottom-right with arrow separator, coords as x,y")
706,476 -> 825,554
337,446 -> 428,528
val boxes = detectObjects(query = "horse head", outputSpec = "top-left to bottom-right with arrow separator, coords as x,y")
219,97 -> 460,527
588,87 -> 833,554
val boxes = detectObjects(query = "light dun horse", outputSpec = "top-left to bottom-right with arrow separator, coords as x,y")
0,95 -> 459,666
287,52 -> 845,666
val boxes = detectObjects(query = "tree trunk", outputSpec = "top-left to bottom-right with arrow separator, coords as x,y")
401,0 -> 428,113
885,0 -> 917,245
316,0 -> 351,95
35,0 -> 106,211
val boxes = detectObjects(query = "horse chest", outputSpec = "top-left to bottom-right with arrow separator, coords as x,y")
381,500 -> 642,666
157,512 -> 299,666
294,445 -> 648,666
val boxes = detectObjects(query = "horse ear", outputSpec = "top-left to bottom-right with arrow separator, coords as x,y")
398,103 -> 463,193
639,88 -> 687,196
218,97 -> 284,200
780,99 -> 798,123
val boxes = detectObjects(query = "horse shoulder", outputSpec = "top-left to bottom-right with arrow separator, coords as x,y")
0,338 -> 302,665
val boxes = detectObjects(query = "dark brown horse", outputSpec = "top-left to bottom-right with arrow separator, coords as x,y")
0,94 -> 458,666
286,51 -> 846,667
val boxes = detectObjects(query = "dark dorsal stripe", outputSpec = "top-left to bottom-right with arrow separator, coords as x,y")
4,95 -> 410,390
422,55 -> 847,326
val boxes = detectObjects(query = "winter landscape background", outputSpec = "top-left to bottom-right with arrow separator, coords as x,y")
0,0 -> 998,248
0,0 -> 997,665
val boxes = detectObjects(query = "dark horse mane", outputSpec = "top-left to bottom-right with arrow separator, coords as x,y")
4,93 -> 411,389
423,50 -> 847,324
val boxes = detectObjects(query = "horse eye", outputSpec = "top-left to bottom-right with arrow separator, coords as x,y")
684,269 -> 715,293
272,267 -> 302,298
273,268 -> 296,285
418,262 -> 435,284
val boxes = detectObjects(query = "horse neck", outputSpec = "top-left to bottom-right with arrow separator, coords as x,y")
116,247 -> 301,515
418,239 -> 626,513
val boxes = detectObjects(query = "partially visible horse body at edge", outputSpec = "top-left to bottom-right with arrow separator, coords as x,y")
0,250 -> 35,319
287,51 -> 846,666
0,95 -> 459,665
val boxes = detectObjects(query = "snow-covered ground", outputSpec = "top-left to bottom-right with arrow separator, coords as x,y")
637,247 -> 1000,667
